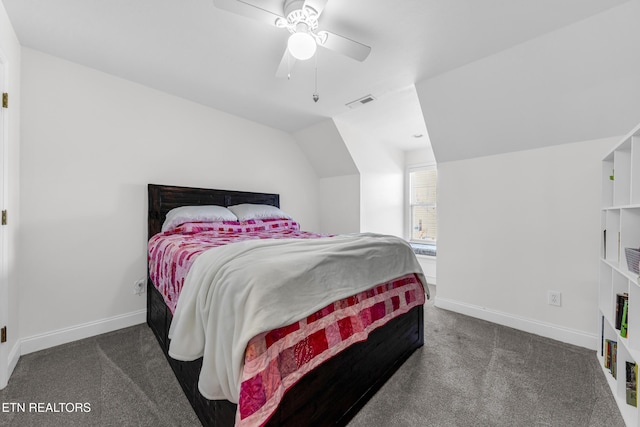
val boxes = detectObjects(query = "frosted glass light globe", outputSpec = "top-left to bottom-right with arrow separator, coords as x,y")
287,32 -> 317,60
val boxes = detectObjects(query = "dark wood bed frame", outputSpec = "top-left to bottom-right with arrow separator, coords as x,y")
146,184 -> 425,426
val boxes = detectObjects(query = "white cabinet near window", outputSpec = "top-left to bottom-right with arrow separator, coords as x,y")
598,121 -> 640,426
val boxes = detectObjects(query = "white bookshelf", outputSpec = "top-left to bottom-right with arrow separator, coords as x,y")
598,122 -> 640,426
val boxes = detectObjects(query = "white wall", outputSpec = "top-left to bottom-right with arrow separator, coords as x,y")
359,173 -> 404,237
318,175 -> 360,235
436,137 -> 617,349
292,120 -> 360,235
18,48 -> 321,351
0,0 -> 20,388
334,119 -> 405,237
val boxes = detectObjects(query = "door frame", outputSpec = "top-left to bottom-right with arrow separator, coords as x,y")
0,49 -> 10,389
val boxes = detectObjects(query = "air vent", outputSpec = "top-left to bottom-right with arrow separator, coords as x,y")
346,94 -> 376,109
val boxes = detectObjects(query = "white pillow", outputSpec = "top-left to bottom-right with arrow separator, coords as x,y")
227,203 -> 292,222
161,205 -> 238,231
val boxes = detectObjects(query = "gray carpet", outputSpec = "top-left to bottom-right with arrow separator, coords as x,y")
0,286 -> 625,426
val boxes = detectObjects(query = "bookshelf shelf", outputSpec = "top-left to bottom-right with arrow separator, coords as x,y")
599,122 -> 640,426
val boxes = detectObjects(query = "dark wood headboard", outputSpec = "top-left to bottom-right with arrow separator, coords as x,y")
148,184 -> 280,240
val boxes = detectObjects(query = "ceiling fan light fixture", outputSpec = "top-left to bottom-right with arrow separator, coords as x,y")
287,31 -> 317,60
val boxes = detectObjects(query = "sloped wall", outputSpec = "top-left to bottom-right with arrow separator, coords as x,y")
333,119 -> 405,238
418,0 -> 640,163
293,120 -> 360,234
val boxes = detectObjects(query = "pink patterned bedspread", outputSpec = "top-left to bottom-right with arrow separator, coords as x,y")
238,273 -> 424,427
148,220 -> 426,427
148,219 -> 328,314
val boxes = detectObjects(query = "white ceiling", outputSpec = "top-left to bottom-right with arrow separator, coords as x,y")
2,0 -> 632,153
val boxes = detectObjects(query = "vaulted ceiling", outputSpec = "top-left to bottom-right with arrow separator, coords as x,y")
2,0 -> 637,159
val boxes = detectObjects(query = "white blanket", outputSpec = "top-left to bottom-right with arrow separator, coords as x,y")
168,233 -> 426,403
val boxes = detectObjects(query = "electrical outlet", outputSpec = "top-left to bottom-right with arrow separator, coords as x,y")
133,278 -> 146,295
548,291 -> 561,307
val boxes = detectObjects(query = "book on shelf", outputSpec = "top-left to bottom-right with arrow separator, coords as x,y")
601,315 -> 605,357
627,361 -> 638,407
621,299 -> 629,338
605,339 -> 618,378
616,293 -> 629,330
613,341 -> 618,379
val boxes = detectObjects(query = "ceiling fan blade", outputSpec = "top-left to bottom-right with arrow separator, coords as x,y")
303,0 -> 328,17
318,31 -> 371,62
212,0 -> 283,26
275,49 -> 297,79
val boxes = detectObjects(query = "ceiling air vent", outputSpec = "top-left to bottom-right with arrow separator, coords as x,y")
346,94 -> 376,109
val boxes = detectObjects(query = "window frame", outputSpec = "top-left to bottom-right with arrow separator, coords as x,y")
406,163 -> 438,245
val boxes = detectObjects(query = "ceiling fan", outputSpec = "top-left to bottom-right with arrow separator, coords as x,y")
211,0 -> 371,78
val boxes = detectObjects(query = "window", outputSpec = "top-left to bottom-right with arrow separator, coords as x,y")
408,166 -> 437,243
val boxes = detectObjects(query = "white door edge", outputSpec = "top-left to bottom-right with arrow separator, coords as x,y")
0,49 -> 9,389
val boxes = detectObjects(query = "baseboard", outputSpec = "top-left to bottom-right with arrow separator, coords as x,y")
20,309 -> 147,356
434,296 -> 598,350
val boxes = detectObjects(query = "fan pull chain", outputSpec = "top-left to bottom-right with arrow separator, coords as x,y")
313,52 -> 319,102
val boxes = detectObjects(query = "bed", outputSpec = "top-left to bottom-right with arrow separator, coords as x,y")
146,183 -> 427,426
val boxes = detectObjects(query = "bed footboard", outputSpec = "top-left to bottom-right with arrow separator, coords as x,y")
147,280 -> 423,427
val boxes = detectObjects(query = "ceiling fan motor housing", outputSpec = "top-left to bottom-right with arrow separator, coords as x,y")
283,0 -> 319,33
